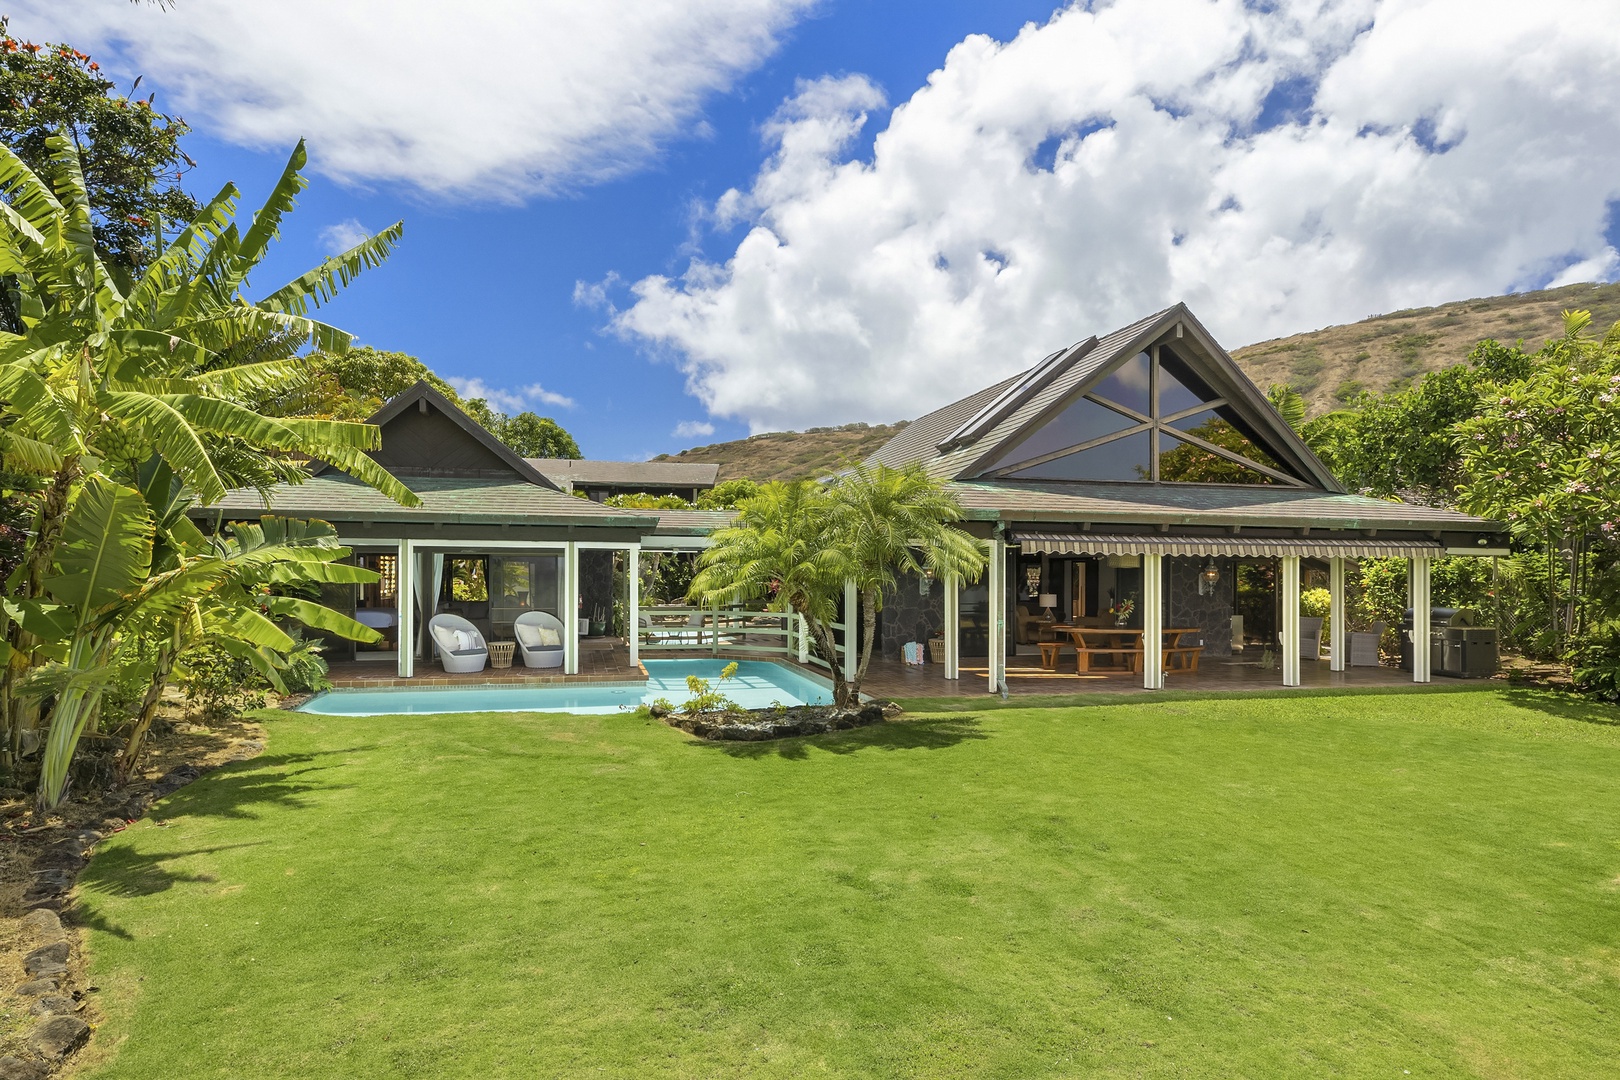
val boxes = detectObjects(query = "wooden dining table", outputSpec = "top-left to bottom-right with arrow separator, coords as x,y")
1047,625 -> 1204,674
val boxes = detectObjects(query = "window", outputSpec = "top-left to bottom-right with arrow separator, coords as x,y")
978,342 -> 1303,485
441,557 -> 488,602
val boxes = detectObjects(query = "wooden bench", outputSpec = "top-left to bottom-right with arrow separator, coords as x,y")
1037,640 -> 1066,670
1163,646 -> 1203,672
1074,647 -> 1143,674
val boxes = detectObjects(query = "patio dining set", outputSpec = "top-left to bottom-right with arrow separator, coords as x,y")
1034,624 -> 1205,675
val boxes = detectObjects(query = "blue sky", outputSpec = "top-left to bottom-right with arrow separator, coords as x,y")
16,1 -> 1620,459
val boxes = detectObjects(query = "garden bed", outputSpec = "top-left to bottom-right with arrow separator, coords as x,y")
653,701 -> 901,741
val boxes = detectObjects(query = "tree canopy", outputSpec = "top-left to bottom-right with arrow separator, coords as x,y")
0,21 -> 197,276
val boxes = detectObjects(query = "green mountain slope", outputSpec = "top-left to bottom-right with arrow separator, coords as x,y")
657,282 -> 1620,478
651,422 -> 908,482
1233,281 -> 1620,416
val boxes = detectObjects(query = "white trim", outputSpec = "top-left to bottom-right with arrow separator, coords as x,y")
627,544 -> 640,668
986,538 -> 1004,693
1411,556 -> 1432,683
1446,546 -> 1511,557
400,539 -> 570,551
639,536 -> 714,550
1142,552 -> 1164,690
944,572 -> 960,680
1329,556 -> 1346,673
843,579 -> 857,683
398,539 -> 415,678
1280,554 -> 1301,687
563,542 -> 580,675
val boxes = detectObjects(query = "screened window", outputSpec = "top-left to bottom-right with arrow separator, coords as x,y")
977,342 -> 1304,485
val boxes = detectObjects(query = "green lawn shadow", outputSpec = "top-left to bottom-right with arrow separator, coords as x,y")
690,715 -> 989,760
891,681 -> 1504,714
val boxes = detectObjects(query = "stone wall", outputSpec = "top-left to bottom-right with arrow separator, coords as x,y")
1165,556 -> 1237,658
879,570 -> 946,660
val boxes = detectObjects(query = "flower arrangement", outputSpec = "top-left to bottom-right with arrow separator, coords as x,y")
1109,597 -> 1136,625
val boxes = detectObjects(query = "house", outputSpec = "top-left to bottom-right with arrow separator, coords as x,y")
862,302 -> 1505,690
527,458 -> 720,503
196,302 -> 1503,693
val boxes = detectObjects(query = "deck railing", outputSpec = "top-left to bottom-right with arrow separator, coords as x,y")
637,605 -> 849,671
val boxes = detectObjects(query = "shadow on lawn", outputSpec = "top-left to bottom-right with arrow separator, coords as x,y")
146,746 -> 376,823
694,715 -> 988,760
75,841 -> 268,901
1500,687 -> 1620,727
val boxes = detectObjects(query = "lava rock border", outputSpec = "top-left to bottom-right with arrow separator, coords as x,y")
652,701 -> 901,741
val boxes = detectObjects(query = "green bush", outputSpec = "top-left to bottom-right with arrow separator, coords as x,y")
279,634 -> 332,695
682,662 -> 740,715
178,644 -> 267,724
1571,620 -> 1620,702
1300,588 -> 1332,619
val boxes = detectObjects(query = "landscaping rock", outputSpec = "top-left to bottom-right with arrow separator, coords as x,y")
0,1055 -> 47,1080
14,977 -> 63,997
665,701 -> 896,741
23,942 -> 70,975
27,1015 -> 89,1060
151,763 -> 205,798
18,909 -> 64,946
34,840 -> 88,874
29,995 -> 77,1017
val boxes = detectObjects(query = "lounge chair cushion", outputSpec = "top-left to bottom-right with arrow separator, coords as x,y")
537,627 -> 561,646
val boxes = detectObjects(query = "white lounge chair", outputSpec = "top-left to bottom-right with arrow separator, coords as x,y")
514,610 -> 565,669
429,613 -> 488,673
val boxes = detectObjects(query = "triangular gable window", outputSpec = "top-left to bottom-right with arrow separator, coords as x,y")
976,344 -> 1305,485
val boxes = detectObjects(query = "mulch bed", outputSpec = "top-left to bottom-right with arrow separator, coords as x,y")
656,701 -> 901,741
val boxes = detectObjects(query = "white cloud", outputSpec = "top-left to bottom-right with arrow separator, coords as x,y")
12,0 -> 814,199
609,0 -> 1620,433
318,218 -> 371,255
673,420 -> 717,439
444,377 -> 577,413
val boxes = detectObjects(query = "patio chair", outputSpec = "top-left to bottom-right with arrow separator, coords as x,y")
1277,617 -> 1325,660
514,610 -> 566,669
429,613 -> 489,673
1348,622 -> 1387,667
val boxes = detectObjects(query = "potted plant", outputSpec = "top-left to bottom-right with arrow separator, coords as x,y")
590,604 -> 608,637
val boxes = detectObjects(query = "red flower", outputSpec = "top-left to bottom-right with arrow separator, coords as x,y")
88,62 -> 99,71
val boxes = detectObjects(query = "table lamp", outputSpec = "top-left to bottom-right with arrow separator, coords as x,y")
1038,593 -> 1057,620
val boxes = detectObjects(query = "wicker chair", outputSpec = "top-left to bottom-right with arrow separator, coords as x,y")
1349,622 -> 1387,667
514,610 -> 565,669
428,613 -> 488,673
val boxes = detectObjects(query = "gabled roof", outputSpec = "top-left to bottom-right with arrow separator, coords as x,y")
313,381 -> 563,491
867,303 -> 1342,491
527,458 -> 720,489
197,473 -> 661,528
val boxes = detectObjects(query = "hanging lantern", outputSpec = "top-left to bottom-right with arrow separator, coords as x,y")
1198,557 -> 1220,596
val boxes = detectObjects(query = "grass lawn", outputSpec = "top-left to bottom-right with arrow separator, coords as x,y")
74,687 -> 1620,1078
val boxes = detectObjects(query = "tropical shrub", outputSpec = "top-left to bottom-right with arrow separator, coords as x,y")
1571,620 -> 1620,702
1300,588 -> 1332,619
682,662 -> 740,714
178,643 -> 267,725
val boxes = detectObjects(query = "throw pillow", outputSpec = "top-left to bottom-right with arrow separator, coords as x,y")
537,627 -> 562,646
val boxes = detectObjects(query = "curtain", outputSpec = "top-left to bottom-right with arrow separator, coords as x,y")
415,552 -> 445,658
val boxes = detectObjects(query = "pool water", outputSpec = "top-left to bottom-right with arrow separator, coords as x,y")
296,659 -> 833,716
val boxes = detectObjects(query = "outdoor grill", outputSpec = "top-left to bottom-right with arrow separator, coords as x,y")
1399,608 -> 1499,678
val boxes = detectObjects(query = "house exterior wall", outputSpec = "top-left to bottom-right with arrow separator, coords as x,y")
579,548 -> 616,633
373,407 -> 517,476
880,570 -> 946,660
1165,555 -> 1237,658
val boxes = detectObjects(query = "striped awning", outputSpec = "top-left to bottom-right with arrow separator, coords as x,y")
1009,532 -> 1446,559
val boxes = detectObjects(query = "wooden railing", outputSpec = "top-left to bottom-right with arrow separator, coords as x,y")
637,605 -> 848,670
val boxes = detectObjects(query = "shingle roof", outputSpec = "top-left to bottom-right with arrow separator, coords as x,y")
197,474 -> 660,528
947,480 -> 1502,532
648,509 -> 738,534
527,458 -> 720,488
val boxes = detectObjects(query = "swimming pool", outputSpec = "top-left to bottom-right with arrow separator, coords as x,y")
296,658 -> 834,716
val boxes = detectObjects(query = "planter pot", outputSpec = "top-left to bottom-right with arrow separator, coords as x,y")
589,620 -> 607,637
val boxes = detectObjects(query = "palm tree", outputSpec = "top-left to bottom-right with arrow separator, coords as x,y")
829,462 -> 986,692
0,134 -> 417,804
690,466 -> 984,708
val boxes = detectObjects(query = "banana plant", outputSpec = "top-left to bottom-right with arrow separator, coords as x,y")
0,132 -> 418,788
20,471 -> 381,807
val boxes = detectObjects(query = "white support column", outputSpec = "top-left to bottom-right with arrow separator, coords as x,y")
1328,557 -> 1346,673
397,539 -> 415,678
843,578 -> 858,683
563,541 -> 580,675
986,538 -> 1004,693
1280,555 -> 1301,687
627,544 -> 640,668
1142,552 -> 1164,690
1411,556 -> 1432,683
943,572 -> 960,680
